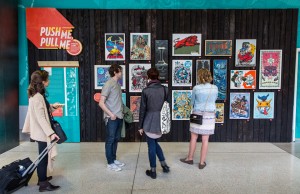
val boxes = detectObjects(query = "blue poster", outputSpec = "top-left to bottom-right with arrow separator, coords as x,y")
122,93 -> 126,105
94,65 -> 125,89
213,60 -> 227,100
253,92 -> 274,119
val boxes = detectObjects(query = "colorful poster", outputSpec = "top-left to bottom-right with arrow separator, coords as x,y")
205,40 -> 232,56
130,96 -> 141,122
130,33 -> 151,60
215,103 -> 225,123
230,70 -> 256,89
259,50 -> 282,89
94,65 -> 126,89
172,90 -> 192,120
235,39 -> 256,67
230,93 -> 250,119
253,92 -> 274,119
172,34 -> 201,56
122,93 -> 126,105
26,8 -> 82,56
105,33 -> 125,61
172,60 -> 193,87
196,60 -> 210,84
213,60 -> 227,100
129,64 -> 151,93
155,40 -> 168,81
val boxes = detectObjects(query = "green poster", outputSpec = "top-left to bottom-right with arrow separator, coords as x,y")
43,67 -> 80,142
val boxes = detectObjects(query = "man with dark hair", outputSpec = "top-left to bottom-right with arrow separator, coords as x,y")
99,64 -> 125,172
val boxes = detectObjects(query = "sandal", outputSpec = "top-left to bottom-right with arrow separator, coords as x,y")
199,162 -> 206,169
180,158 -> 194,165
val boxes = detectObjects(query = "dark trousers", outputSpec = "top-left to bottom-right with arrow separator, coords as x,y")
105,118 -> 123,164
37,141 -> 48,182
146,136 -> 165,168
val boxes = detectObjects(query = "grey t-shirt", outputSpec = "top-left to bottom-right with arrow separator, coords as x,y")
100,78 -> 123,119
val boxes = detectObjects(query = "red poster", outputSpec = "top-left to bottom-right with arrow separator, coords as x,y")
26,8 -> 82,55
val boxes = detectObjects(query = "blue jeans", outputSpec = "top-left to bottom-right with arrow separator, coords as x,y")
146,136 -> 165,168
105,118 -> 123,164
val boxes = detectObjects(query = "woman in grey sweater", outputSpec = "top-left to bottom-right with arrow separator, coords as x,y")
138,68 -> 170,179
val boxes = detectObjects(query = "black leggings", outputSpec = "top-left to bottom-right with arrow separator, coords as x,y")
37,141 -> 48,182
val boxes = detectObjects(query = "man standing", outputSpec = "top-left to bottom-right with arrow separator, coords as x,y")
99,64 -> 125,172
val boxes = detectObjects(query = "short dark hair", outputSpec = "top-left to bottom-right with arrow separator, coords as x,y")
147,67 -> 159,80
109,64 -> 122,77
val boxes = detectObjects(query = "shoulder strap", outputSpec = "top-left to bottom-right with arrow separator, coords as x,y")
204,85 -> 212,111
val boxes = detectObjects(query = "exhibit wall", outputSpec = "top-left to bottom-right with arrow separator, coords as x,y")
26,9 -> 298,142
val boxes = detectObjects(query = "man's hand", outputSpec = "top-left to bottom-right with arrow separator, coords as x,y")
138,129 -> 144,136
110,114 -> 117,120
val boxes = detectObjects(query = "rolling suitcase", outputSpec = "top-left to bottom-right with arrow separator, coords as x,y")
0,140 -> 57,194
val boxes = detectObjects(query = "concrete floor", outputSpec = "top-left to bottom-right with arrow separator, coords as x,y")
1,142 -> 300,194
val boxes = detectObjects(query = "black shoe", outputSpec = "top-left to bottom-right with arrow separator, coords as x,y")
161,165 -> 170,173
39,181 -> 60,192
37,176 -> 53,185
146,170 -> 157,179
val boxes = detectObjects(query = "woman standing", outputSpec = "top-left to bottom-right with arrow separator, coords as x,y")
180,69 -> 218,169
138,68 -> 170,179
22,70 -> 61,192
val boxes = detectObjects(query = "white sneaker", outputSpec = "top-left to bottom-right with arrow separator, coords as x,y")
114,160 -> 125,167
107,163 -> 122,172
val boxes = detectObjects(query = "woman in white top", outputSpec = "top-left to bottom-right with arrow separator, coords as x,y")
180,69 -> 218,169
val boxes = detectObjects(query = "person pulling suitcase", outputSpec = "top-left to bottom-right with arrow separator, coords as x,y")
22,70 -> 61,192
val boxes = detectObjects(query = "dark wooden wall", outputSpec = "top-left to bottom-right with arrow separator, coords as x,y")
27,9 -> 298,142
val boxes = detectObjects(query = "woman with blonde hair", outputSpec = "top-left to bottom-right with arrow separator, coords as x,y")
180,69 -> 218,169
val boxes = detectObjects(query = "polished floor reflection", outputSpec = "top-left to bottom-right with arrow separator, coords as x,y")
1,142 -> 300,194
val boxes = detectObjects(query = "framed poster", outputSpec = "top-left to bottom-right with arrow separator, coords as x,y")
172,34 -> 201,56
213,60 -> 227,100
105,33 -> 125,61
253,92 -> 274,119
215,103 -> 225,123
230,70 -> 256,89
196,60 -> 210,84
205,40 -> 232,56
172,90 -> 192,120
235,39 -> 256,67
155,40 -> 168,81
94,65 -> 126,89
229,93 -> 250,119
122,93 -> 126,105
259,50 -> 282,89
130,96 -> 141,122
172,60 -> 193,87
129,63 -> 151,93
130,33 -> 151,60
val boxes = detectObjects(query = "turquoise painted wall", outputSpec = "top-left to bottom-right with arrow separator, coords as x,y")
18,0 -> 300,139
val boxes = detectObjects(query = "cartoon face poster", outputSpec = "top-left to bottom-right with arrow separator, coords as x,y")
172,90 -> 192,120
129,64 -> 151,93
213,60 -> 227,100
253,92 -> 274,119
235,39 -> 256,67
215,103 -> 225,123
172,34 -> 201,56
94,65 -> 126,89
259,50 -> 282,89
205,40 -> 232,56
229,93 -> 250,119
130,33 -> 151,60
155,40 -> 168,81
130,96 -> 141,122
105,33 -> 125,61
172,60 -> 193,87
230,70 -> 256,89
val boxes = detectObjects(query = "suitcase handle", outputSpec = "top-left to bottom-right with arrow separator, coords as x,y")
21,140 -> 57,177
